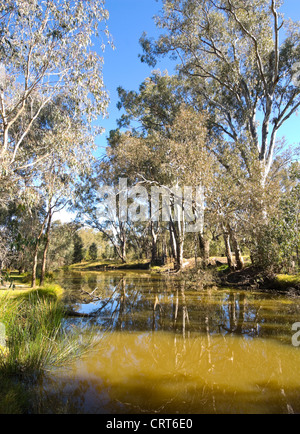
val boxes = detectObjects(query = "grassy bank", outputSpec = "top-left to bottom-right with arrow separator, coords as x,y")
0,283 -> 97,414
68,259 -> 152,272
0,283 -> 64,300
272,274 -> 300,291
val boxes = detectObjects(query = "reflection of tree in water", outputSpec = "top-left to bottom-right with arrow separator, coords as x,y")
34,272 -> 300,414
87,274 -> 97,291
67,273 -> 300,344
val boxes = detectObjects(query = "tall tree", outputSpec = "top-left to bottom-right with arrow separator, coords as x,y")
140,0 -> 300,183
0,0 -> 110,176
89,243 -> 98,261
30,94 -> 96,287
73,233 -> 84,264
106,106 -> 210,270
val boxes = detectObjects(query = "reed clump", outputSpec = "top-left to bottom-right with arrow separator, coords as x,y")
0,288 -> 97,413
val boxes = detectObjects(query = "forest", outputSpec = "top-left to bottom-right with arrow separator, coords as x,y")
1,0 -> 300,283
0,0 -> 300,415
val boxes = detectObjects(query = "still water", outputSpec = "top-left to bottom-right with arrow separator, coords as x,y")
37,271 -> 300,414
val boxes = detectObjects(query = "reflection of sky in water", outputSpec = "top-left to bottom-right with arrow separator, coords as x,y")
36,271 -> 300,414
56,271 -> 300,344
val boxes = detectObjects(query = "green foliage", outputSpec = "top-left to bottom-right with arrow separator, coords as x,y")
0,271 -> 15,290
15,284 -> 64,303
73,233 -> 84,264
47,221 -> 78,269
274,274 -> 300,290
0,0 -> 110,174
250,192 -> 300,272
139,0 -> 300,179
89,243 -> 98,261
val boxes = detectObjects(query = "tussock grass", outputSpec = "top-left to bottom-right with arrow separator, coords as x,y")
0,288 -> 99,413
0,293 -> 96,375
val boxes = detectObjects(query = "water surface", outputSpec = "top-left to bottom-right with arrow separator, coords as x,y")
37,271 -> 300,414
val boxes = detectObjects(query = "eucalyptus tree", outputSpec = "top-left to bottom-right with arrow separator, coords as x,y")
30,94 -> 95,287
0,200 -> 42,272
117,71 -> 186,134
137,0 -> 300,269
75,156 -> 131,264
107,106 -> 210,270
140,0 -> 300,185
117,71 -> 219,268
89,242 -> 98,261
0,0 -> 110,178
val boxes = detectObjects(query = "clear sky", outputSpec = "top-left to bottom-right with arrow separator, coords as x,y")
95,0 -> 300,157
96,0 -> 166,156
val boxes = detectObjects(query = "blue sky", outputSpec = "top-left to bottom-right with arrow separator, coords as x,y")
96,0 -> 300,156
96,0 -> 165,155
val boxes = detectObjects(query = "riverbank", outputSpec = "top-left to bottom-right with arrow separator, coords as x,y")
218,266 -> 300,295
0,281 -> 97,414
67,258 -> 300,294
0,283 -> 64,300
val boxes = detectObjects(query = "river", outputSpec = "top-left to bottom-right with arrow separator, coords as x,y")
35,270 -> 300,414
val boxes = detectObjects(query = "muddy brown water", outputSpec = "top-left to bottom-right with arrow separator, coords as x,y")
36,271 -> 300,414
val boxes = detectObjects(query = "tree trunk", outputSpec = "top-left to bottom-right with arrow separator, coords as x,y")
223,229 -> 235,270
121,234 -> 126,264
169,221 -> 177,262
174,219 -> 184,271
194,234 -> 198,269
162,234 -> 167,265
121,240 -> 126,263
40,211 -> 52,287
199,233 -> 210,269
229,226 -> 244,271
150,221 -> 158,265
118,223 -> 127,263
176,234 -> 184,271
31,244 -> 39,289
31,214 -> 49,288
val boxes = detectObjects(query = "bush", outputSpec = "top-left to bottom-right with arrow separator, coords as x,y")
250,216 -> 298,273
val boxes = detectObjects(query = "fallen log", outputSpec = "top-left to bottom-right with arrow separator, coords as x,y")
64,309 -> 96,318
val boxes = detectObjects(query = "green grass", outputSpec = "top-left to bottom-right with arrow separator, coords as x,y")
69,259 -> 120,269
0,377 -> 29,414
0,284 -> 99,413
70,258 -> 151,271
274,274 -> 300,290
14,284 -> 64,301
0,293 -> 93,375
0,282 -> 64,302
216,264 -> 230,273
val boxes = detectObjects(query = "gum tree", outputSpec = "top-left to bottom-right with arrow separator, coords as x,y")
30,94 -> 95,287
0,0 -> 110,175
138,0 -> 300,268
106,106 -> 211,270
140,0 -> 300,184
